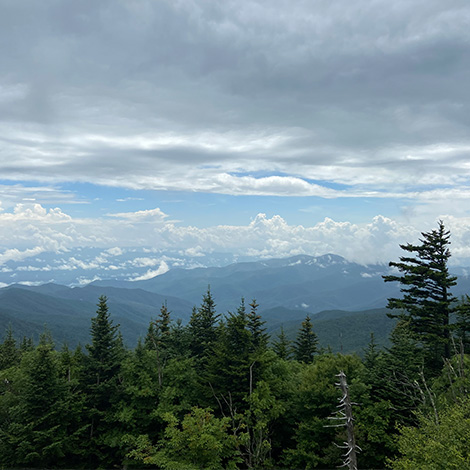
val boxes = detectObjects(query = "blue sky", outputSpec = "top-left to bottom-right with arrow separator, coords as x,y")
1,0 -> 470,284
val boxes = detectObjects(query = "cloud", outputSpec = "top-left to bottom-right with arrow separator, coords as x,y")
130,261 -> 170,281
0,0 -> 469,200
107,208 -> 169,223
0,247 -> 46,265
1,202 -> 469,269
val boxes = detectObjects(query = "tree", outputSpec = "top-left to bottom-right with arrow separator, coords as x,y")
455,295 -> 470,352
293,315 -> 318,364
84,296 -> 123,467
390,398 -> 470,469
0,325 -> 20,370
208,299 -> 253,411
128,407 -> 241,470
247,299 -> 268,355
0,339 -> 85,467
146,303 -> 173,386
383,221 -> 457,373
272,327 -> 291,360
189,287 -> 220,365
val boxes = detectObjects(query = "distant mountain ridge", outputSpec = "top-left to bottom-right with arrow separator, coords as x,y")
92,253 -> 399,313
1,253 -> 470,351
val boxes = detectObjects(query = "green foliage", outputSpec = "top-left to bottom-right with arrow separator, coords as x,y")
272,326 -> 291,360
128,407 -> 240,470
208,299 -> 253,410
282,353 -> 367,469
293,315 -> 318,363
455,295 -> 470,352
189,287 -> 220,365
3,270 -> 470,470
247,298 -> 269,354
384,221 -> 457,373
84,295 -> 125,467
0,342 -> 86,467
391,398 -> 470,469
0,325 -> 20,370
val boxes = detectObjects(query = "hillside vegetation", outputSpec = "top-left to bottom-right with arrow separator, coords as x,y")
1,223 -> 470,469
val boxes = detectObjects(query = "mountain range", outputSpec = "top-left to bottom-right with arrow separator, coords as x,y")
1,254 -> 469,352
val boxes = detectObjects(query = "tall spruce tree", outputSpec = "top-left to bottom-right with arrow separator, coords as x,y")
0,325 -> 19,370
208,299 -> 253,410
189,287 -> 220,363
145,303 -> 172,386
272,326 -> 291,360
383,221 -> 457,373
247,298 -> 269,354
293,315 -> 318,363
84,296 -> 123,466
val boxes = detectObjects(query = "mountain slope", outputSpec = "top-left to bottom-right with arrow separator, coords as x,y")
0,285 -> 193,347
93,254 -> 399,313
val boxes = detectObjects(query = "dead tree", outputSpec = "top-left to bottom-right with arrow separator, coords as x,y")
326,370 -> 360,470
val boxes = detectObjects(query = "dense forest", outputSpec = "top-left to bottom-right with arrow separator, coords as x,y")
1,222 -> 470,469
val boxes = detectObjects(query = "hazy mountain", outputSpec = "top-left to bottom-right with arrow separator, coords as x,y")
93,253 -> 400,313
2,253 -> 470,352
0,284 -> 193,347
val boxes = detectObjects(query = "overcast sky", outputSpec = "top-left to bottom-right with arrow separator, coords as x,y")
1,0 -> 470,280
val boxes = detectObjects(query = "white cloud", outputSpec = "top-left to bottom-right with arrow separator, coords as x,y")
0,201 -> 469,277
105,247 -> 124,257
130,261 -> 170,281
0,247 -> 45,265
107,208 -> 169,223
132,257 -> 162,267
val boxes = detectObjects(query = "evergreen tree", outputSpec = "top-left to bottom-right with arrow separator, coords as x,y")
146,303 -> 173,386
0,325 -> 20,370
363,333 -> 380,371
0,340 -> 84,467
20,336 -> 34,354
383,221 -> 457,373
293,315 -> 318,363
273,326 -> 291,360
84,295 -> 123,467
208,299 -> 253,410
189,287 -> 220,366
455,295 -> 470,352
247,298 -> 269,354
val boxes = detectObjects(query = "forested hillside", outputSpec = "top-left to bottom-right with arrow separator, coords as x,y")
1,223 -> 470,469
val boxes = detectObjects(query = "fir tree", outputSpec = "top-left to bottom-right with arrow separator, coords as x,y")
146,303 -> 173,386
0,325 -> 19,370
383,221 -> 457,373
84,296 -> 123,466
208,299 -> 253,410
293,315 -> 318,363
247,298 -> 269,354
272,326 -> 291,360
189,287 -> 220,364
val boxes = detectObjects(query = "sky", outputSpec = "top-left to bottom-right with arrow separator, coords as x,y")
1,0 -> 470,285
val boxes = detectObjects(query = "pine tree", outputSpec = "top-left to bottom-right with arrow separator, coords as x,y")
189,287 -> 220,364
272,326 -> 291,360
247,298 -> 269,354
84,295 -> 123,466
0,325 -> 20,370
293,315 -> 318,363
0,339 -> 84,468
208,299 -> 253,410
383,221 -> 457,373
146,303 -> 173,386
